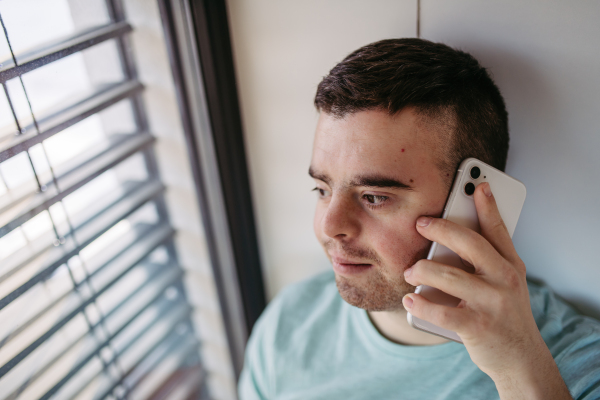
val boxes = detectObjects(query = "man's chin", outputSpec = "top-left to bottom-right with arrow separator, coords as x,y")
334,272 -> 415,312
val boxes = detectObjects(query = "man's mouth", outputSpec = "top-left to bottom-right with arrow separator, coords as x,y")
331,255 -> 373,276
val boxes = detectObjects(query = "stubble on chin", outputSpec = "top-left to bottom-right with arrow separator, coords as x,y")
332,244 -> 429,312
335,270 -> 416,312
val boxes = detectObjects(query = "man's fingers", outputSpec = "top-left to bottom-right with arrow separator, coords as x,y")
416,216 -> 504,274
473,182 -> 520,264
404,293 -> 471,333
405,260 -> 489,303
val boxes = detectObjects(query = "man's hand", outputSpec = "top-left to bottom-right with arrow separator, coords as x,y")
402,182 -> 572,400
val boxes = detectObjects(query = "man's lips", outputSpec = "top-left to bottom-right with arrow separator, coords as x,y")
331,255 -> 372,265
331,255 -> 373,276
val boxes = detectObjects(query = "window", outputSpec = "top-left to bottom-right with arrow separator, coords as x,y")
0,1 -> 208,398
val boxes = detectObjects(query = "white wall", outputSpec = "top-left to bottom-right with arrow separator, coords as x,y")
227,0 -> 600,319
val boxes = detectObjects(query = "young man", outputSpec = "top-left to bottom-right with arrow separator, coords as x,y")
239,39 -> 600,399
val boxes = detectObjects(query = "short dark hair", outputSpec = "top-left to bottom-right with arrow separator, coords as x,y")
314,38 -> 509,182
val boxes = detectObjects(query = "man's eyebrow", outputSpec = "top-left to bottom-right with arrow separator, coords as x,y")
308,166 -> 330,185
350,174 -> 413,190
309,167 -> 412,190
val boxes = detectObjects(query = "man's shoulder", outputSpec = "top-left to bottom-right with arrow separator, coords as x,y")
275,269 -> 338,309
527,279 -> 600,389
252,271 -> 344,348
527,279 -> 600,337
240,272 -> 342,398
258,270 -> 341,332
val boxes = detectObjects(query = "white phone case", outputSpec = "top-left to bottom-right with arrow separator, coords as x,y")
406,158 -> 526,343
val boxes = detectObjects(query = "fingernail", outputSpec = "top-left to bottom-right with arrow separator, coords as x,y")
483,182 -> 492,197
416,216 -> 432,227
404,267 -> 412,277
403,295 -> 413,309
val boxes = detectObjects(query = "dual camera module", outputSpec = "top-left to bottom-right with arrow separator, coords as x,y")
464,166 -> 481,196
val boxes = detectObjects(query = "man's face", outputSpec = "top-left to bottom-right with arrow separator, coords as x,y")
310,108 -> 449,311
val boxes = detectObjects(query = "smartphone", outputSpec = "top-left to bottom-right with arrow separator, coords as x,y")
406,158 -> 526,343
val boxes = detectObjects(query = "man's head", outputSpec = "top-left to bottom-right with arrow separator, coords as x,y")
309,38 -> 509,311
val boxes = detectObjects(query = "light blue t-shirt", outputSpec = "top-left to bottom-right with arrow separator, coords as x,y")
239,271 -> 600,399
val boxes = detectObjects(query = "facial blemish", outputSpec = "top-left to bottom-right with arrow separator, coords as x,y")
410,179 -> 414,183
401,148 -> 405,152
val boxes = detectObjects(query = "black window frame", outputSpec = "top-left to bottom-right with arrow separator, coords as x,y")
158,0 -> 267,380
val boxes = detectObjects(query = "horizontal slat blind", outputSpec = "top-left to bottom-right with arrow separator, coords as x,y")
0,1 -> 205,399
0,80 -> 144,162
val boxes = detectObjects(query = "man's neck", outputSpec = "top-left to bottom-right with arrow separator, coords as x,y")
368,309 -> 449,346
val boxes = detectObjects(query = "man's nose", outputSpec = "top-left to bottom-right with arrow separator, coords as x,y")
321,195 -> 360,239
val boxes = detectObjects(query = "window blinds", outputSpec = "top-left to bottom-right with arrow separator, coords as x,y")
0,1 -> 205,399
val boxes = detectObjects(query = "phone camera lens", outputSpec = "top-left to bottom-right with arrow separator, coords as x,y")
464,182 -> 475,196
470,166 -> 481,179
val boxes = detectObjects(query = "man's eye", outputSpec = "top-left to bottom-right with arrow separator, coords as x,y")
312,187 -> 330,198
364,194 -> 388,205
